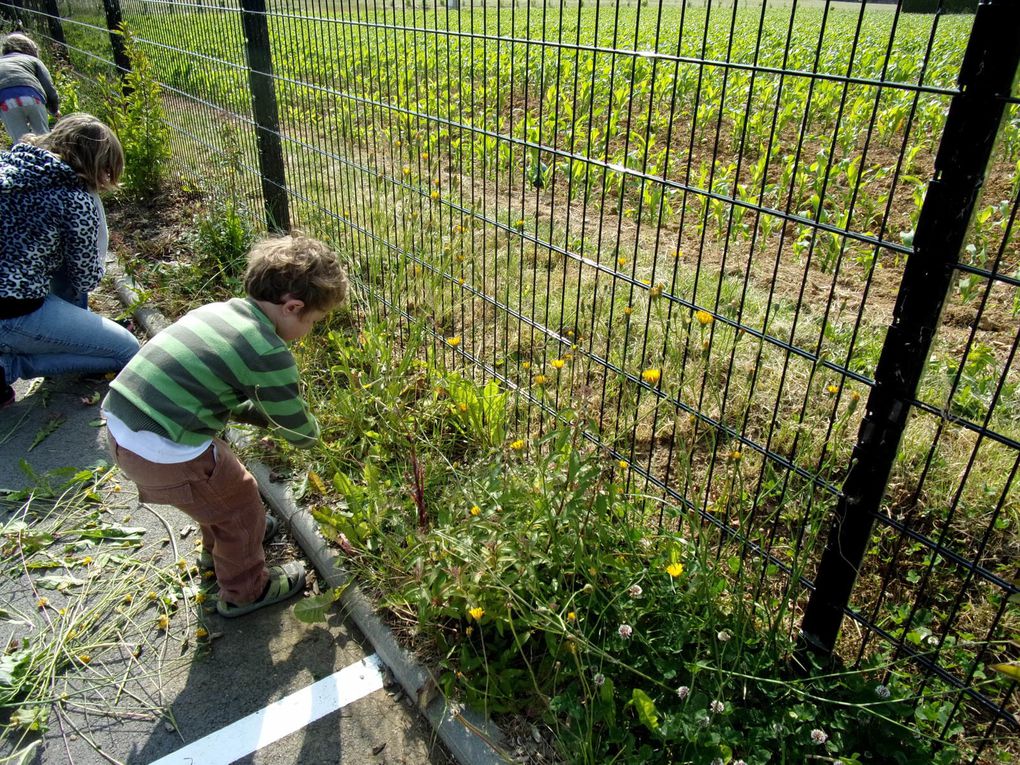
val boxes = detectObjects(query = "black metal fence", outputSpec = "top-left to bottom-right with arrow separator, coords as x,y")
3,0 -> 1017,758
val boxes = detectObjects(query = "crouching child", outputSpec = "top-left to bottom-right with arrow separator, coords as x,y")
102,235 -> 348,617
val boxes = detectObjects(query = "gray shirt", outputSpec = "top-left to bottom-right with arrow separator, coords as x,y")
0,53 -> 59,114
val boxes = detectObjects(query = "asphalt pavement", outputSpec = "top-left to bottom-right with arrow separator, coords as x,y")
0,281 -> 491,764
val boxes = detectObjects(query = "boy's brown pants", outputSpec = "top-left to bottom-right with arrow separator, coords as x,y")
107,434 -> 269,605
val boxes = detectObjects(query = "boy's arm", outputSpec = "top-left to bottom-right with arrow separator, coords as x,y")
230,401 -> 272,429
34,61 -> 60,115
244,352 -> 320,448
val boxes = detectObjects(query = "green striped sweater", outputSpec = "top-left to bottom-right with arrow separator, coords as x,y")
103,298 -> 319,447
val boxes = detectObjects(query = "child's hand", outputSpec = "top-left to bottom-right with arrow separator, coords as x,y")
231,402 -> 271,428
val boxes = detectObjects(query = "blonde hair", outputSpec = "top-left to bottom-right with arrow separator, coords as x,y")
25,114 -> 124,192
244,235 -> 348,314
2,33 -> 39,57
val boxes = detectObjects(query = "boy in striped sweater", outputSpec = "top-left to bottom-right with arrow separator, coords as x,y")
103,235 -> 347,618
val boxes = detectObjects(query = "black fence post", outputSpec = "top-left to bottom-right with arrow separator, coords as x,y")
40,0 -> 67,60
239,0 -> 290,233
101,0 -> 132,78
799,0 -> 1020,655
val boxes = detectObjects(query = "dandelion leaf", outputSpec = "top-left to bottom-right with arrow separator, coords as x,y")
27,414 -> 65,452
631,688 -> 660,734
34,574 -> 85,591
9,704 -> 49,732
989,662 -> 1020,681
293,585 -> 348,624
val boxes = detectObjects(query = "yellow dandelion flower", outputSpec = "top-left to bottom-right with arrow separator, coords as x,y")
649,283 -> 664,298
81,556 -> 93,566
468,607 -> 485,621
850,391 -> 861,401
567,611 -> 577,622
430,190 -> 440,200
826,384 -> 839,395
510,439 -> 526,451
695,310 -> 714,326
458,402 -> 468,413
623,305 -> 633,316
642,368 -> 661,385
533,374 -> 548,385
666,562 -> 684,578
37,597 -> 49,609
146,591 -> 158,601
421,151 -> 429,161
522,361 -> 532,370
515,218 -> 525,228
730,450 -> 742,461
551,359 -> 565,369
176,558 -> 188,570
394,139 -> 402,148
122,594 -> 133,604
78,654 -> 91,665
196,627 -> 209,639
195,592 -> 207,604
617,257 -> 627,268
402,165 -> 411,176
618,460 -> 629,470
470,505 -> 481,516
446,336 -> 461,347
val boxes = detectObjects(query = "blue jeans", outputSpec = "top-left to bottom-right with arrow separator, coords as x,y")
0,294 -> 139,382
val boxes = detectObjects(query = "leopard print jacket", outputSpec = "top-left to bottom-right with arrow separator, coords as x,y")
0,144 -> 102,301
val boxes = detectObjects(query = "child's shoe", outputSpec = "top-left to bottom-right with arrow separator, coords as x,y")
216,561 -> 306,618
1,368 -> 14,409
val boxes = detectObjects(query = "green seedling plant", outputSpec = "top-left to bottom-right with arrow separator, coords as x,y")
99,29 -> 171,198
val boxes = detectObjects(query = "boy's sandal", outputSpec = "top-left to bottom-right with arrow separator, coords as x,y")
197,513 -> 279,570
215,561 -> 306,618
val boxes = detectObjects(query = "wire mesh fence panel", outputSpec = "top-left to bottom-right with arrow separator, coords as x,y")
2,0 -> 1016,758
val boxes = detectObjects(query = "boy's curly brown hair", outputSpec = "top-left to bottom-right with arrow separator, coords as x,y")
244,235 -> 348,314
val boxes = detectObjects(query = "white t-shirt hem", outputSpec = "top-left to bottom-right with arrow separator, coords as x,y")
103,409 -> 212,464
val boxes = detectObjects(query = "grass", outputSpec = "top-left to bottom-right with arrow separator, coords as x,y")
281,315 -> 1003,764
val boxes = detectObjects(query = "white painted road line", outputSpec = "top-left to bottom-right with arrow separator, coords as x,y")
149,654 -> 386,765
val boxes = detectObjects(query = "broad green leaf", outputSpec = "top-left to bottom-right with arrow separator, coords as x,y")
631,687 -> 660,734
989,662 -> 1020,681
34,575 -> 85,590
10,704 -> 49,732
293,585 -> 348,624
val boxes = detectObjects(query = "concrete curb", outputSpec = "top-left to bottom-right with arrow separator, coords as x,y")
106,258 -> 514,765
249,460 -> 513,765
